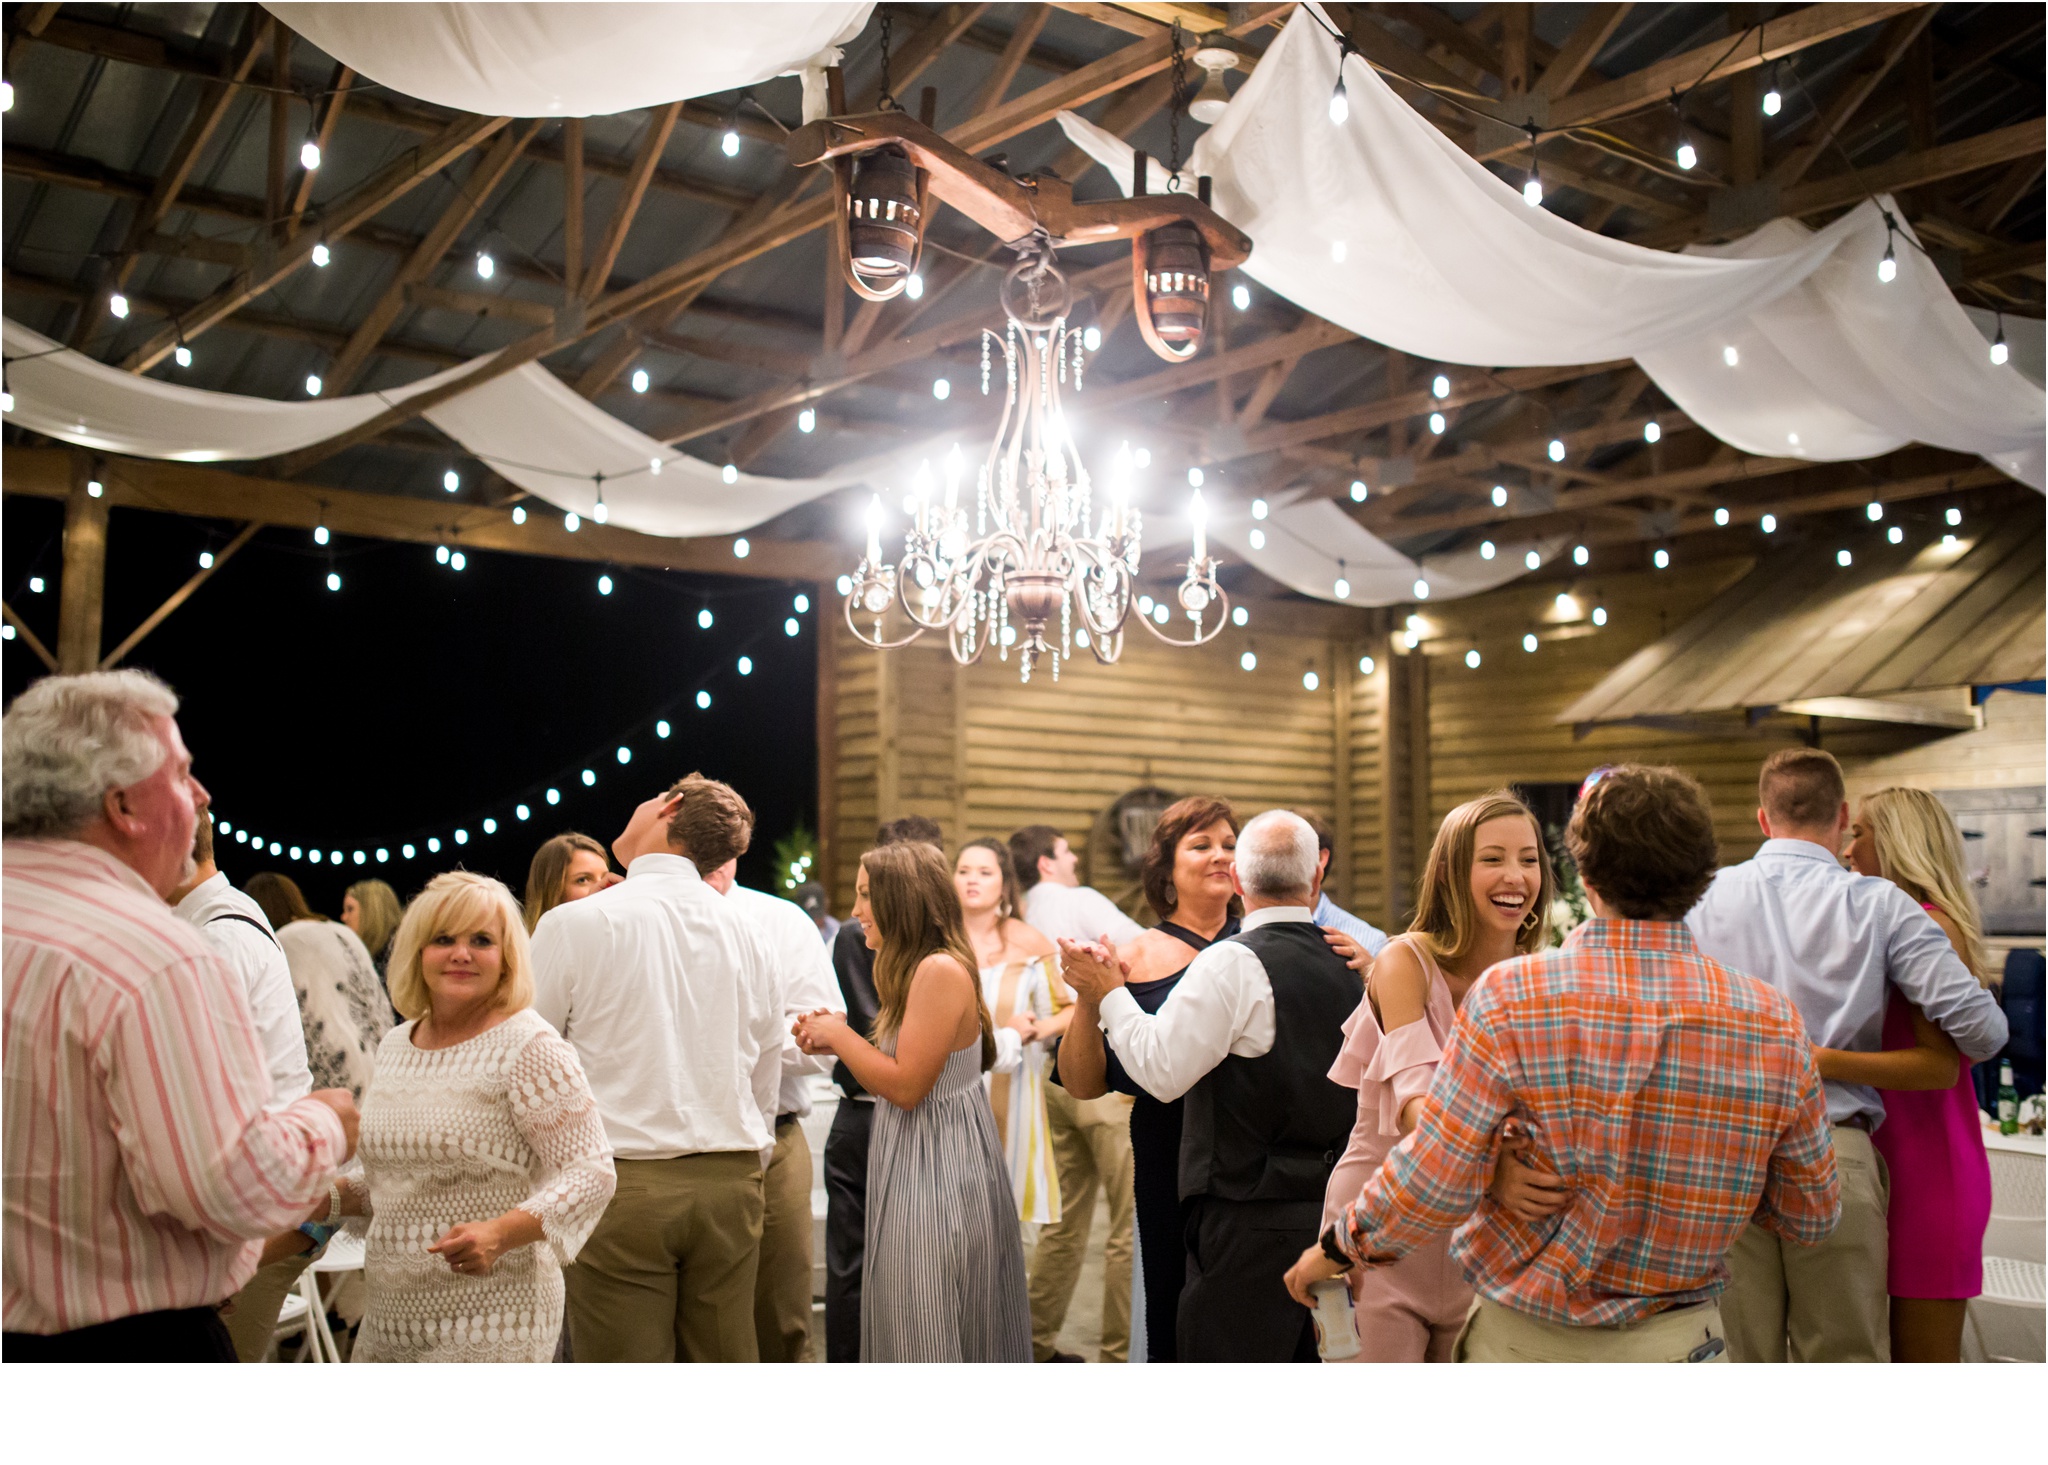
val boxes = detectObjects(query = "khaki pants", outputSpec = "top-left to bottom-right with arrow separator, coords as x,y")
1027,1086 -> 1134,1362
1721,1124 -> 1889,1362
753,1119 -> 815,1363
1456,1297 -> 1729,1362
566,1150 -> 765,1362
222,1250 -> 313,1362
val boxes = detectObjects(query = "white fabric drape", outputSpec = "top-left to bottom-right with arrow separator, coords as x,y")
264,3 -> 872,118
1057,3 -> 2044,488
3,319 -> 856,538
1637,214 -> 2047,488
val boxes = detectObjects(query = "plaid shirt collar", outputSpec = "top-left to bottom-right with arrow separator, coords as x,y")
1561,916 -> 1699,957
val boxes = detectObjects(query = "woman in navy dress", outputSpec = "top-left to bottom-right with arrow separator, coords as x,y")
1054,797 -> 1239,1361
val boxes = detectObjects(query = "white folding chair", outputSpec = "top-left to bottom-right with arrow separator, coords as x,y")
294,1231 -> 366,1363
1965,1255 -> 2046,1362
267,1291 -> 313,1363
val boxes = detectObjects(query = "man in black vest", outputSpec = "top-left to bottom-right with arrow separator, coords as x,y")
1059,809 -> 1359,1362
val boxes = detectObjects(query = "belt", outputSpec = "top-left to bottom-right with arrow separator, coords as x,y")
1835,1115 -> 1875,1134
775,1112 -> 800,1130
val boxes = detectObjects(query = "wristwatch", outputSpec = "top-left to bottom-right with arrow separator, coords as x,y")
1319,1223 -> 1352,1267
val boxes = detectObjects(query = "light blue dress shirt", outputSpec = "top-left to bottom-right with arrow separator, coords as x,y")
1685,838 -> 2008,1130
1313,892 -> 1390,956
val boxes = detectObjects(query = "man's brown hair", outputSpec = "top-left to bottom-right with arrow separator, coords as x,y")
1757,747 -> 1846,831
877,815 -> 944,851
664,773 -> 753,870
1566,764 -> 1719,920
1008,823 -> 1064,893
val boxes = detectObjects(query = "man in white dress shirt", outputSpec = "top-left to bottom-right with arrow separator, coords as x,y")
533,773 -> 784,1363
1060,810 -> 1358,1362
170,812 -> 321,1361
1012,824 -> 1146,947
1687,748 -> 2009,1363
704,859 -> 840,1364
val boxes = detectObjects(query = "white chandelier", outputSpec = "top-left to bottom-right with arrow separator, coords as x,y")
842,253 -> 1228,683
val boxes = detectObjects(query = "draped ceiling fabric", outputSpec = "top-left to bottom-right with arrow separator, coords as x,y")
263,2 -> 873,117
1058,3 -> 2044,489
2,320 -> 855,538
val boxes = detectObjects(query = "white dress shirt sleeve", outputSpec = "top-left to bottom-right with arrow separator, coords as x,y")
742,932 -> 785,1160
991,1024 -> 1024,1074
529,908 -> 576,1038
1883,890 -> 2010,1062
774,908 -> 840,1081
1076,886 -> 1146,944
1096,942 -> 1275,1103
201,922 -> 314,1108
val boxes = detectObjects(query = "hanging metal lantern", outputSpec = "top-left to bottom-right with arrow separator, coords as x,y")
1134,221 -> 1210,360
838,145 -> 927,299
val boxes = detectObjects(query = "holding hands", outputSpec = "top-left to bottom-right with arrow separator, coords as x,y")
1056,936 -> 1130,1004
793,1008 -> 851,1056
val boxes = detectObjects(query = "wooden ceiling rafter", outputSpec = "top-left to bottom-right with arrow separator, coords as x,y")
576,99 -> 682,302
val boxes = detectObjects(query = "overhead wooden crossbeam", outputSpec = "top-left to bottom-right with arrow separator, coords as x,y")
1,601 -> 59,673
0,449 -> 842,582
1532,4 -> 1632,100
116,112 -> 511,372
100,519 -> 262,669
578,101 -> 682,302
68,9 -> 273,349
1546,3 -> 1927,130
265,6 -> 1290,477
973,4 -> 1053,113
324,120 -> 540,396
1765,8 -> 1937,190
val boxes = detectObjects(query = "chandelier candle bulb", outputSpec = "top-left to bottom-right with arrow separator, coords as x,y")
1189,490 -> 1207,563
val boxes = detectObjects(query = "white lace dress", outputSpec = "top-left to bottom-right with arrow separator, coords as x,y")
345,1009 -> 615,1362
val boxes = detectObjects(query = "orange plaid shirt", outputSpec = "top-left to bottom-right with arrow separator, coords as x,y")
1335,919 -> 1840,1327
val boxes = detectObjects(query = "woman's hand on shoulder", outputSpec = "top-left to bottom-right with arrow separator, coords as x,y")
1321,928 -> 1373,978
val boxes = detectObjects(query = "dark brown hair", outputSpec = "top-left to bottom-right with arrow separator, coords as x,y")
664,772 -> 754,870
956,837 -> 1023,921
1140,796 -> 1239,921
1008,824 -> 1064,893
523,832 -> 609,932
860,841 -> 996,1071
246,871 -> 320,929
878,815 -> 945,850
1567,764 -> 1719,920
1758,747 -> 1846,831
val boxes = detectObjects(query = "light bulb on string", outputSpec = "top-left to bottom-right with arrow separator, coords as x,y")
109,292 -> 130,319
1491,485 -> 1508,507
443,469 -> 460,494
1350,480 -> 1367,502
798,407 -> 816,433
631,368 -> 649,394
1231,283 -> 1251,311
1990,316 -> 2009,366
311,241 -> 331,268
325,571 -> 341,592
721,125 -> 740,158
1,81 -> 12,111
1429,412 -> 1446,435
1762,54 -> 1783,117
1523,633 -> 1538,653
1760,514 -> 1777,533
511,505 -> 526,525
722,463 -> 739,485
1878,215 -> 1898,283
1479,541 -> 1495,560
1431,374 -> 1450,399
174,342 -> 192,369
905,272 -> 924,300
475,251 -> 495,280
1714,507 -> 1730,526
300,135 -> 321,171
1328,44 -> 1350,126
1573,544 -> 1589,566
1946,507 -> 1962,526
199,550 -> 215,569
305,373 -> 323,397
1643,420 -> 1662,444
1547,438 -> 1565,462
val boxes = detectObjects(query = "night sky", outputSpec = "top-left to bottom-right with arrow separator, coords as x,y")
3,495 -> 819,913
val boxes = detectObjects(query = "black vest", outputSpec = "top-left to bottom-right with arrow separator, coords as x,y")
1178,919 -> 1361,1204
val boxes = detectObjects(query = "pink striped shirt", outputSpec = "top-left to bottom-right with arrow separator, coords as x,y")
4,839 -> 349,1334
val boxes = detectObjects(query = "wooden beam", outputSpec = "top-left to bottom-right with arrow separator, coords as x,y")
403,282 -> 558,328
57,457 -> 109,674
100,520 -> 261,669
580,101 -> 683,304
1083,317 -> 1355,413
1499,4 -> 1531,96
68,10 -> 272,349
118,112 -> 512,373
1765,8 -> 1937,190
286,63 -> 355,241
1,450 -> 842,581
1533,4 -> 1630,100
1549,4 -> 1926,130
562,118 -> 584,295
325,120 -> 540,395
2,601 -> 59,673
266,26 -> 291,240
265,6 -> 1288,475
973,4 -> 1052,114
1973,157 -> 2043,233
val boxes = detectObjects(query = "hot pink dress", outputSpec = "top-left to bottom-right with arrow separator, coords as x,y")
1870,928 -> 1992,1299
1320,934 -> 1473,1361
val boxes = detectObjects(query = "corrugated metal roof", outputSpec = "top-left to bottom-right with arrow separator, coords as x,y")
1559,499 -> 2046,727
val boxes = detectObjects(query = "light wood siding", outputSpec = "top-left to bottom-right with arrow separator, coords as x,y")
1843,689 -> 2046,798
1346,636 -> 1390,924
828,613 -> 879,910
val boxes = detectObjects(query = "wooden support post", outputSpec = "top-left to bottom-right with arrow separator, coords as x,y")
874,642 -> 900,823
816,586 -> 840,907
1331,640 -> 1355,908
1501,4 -> 1533,97
57,457 -> 109,674
1729,7 -> 1761,186
1375,631 -> 1403,931
563,118 -> 584,295
952,659 -> 971,845
1378,638 -> 1431,930
1405,649 -> 1433,917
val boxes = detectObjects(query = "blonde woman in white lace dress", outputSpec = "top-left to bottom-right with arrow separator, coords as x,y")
325,872 -> 614,1362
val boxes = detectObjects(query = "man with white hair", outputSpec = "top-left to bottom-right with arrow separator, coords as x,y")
1060,808 -> 1358,1361
2,671 -> 359,1361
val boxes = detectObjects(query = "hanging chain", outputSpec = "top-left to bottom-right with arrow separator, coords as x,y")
1166,20 -> 1186,189
876,8 -> 896,111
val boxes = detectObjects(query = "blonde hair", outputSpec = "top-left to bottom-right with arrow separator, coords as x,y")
386,871 -> 534,1022
1411,791 -> 1555,962
345,879 -> 404,959
861,841 -> 996,1071
1861,787 -> 1989,981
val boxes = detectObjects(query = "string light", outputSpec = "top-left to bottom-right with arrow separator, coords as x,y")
1188,467 -> 1205,488
1240,650 -> 1257,671
300,136 -> 322,171
1333,573 -> 1350,599
721,124 -> 740,158
794,593 -> 810,612
785,617 -> 800,636
564,511 -> 581,532
1653,548 -> 1670,569
199,550 -> 214,569
1836,549 -> 1853,567
1,81 -> 13,111
1491,486 -> 1508,507
1877,214 -> 1899,283
311,241 -> 331,268
1525,549 -> 1541,570
1428,412 -> 1446,435
905,272 -> 924,299
616,746 -> 632,764
1592,606 -> 1607,626
1464,649 -> 1481,669
798,408 -> 817,433
631,369 -> 650,393
698,608 -> 714,628
305,374 -> 323,397
450,551 -> 467,571
1412,578 -> 1430,599
1714,507 -> 1730,526
1231,283 -> 1251,311
174,343 -> 192,369
1082,326 -> 1102,351
1672,93 -> 1697,170
733,538 -> 750,558
1479,541 -> 1495,560
597,574 -> 613,595
1358,655 -> 1374,675
1431,375 -> 1450,399
696,690 -> 712,709
580,769 -> 596,786
1248,528 -> 1266,550
1547,438 -> 1565,462
1523,633 -> 1538,652
1303,669 -> 1321,691
1945,507 -> 1962,525
511,505 -> 526,524
932,377 -> 951,400
737,656 -> 754,676
1887,525 -> 1903,544
1760,514 -> 1777,533
1643,421 -> 1661,444
325,571 -> 341,592
1866,501 -> 1883,520
1722,344 -> 1739,367
87,479 -> 104,498
1251,498 -> 1268,520
1350,480 -> 1367,501
109,292 -> 130,319
28,577 -> 43,593
1990,317 -> 2009,366
443,469 -> 460,493
436,544 -> 450,564
722,464 -> 739,484
1573,544 -> 1589,566
475,251 -> 495,280
1231,606 -> 1249,627
1328,43 -> 1350,125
